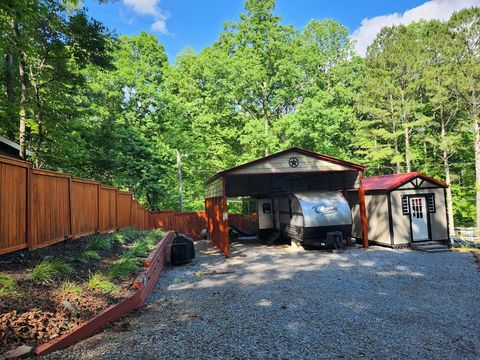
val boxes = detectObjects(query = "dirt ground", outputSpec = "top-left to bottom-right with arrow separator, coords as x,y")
0,230 -> 150,352
43,240 -> 480,360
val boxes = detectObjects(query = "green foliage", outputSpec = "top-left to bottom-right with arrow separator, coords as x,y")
75,250 -> 102,264
144,228 -> 164,243
0,0 -> 478,227
86,236 -> 112,251
59,280 -> 83,298
124,240 -> 149,259
31,258 -> 75,284
0,273 -> 17,296
106,258 -> 141,280
121,228 -> 144,240
86,273 -> 118,293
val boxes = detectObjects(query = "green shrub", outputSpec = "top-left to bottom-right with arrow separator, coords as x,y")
124,240 -> 149,258
75,250 -> 101,264
0,273 -> 17,296
31,258 -> 75,284
143,229 -> 164,250
119,228 -> 143,243
60,280 -> 83,298
86,273 -> 118,293
107,258 -> 140,279
109,232 -> 126,245
86,235 -> 112,251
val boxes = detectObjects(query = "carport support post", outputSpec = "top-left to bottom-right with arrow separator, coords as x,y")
358,171 -> 369,248
221,175 -> 230,258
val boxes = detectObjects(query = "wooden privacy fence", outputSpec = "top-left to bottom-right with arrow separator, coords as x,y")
0,155 -> 246,256
0,155 -> 151,255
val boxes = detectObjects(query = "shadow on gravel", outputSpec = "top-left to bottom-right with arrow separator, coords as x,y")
43,240 -> 480,360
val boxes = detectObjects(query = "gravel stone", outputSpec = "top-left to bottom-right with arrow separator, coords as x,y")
43,241 -> 480,360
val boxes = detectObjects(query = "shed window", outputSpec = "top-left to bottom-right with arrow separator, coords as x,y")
402,194 -> 435,215
402,196 -> 409,215
262,202 -> 272,214
427,194 -> 435,213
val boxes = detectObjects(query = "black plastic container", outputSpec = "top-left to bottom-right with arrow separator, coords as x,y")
171,233 -> 195,265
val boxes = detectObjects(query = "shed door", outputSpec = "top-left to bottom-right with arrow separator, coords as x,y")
410,197 -> 429,241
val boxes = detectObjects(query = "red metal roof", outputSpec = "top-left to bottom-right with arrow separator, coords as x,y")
361,171 -> 448,191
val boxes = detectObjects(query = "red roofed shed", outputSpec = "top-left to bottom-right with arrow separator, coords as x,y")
348,172 -> 450,248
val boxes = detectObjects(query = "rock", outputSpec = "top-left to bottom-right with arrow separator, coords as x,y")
61,300 -> 79,316
118,322 -> 131,332
3,345 -> 32,359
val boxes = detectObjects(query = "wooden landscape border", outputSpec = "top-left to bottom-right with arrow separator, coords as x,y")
34,231 -> 175,356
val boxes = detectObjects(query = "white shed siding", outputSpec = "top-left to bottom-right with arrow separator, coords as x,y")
391,187 -> 448,244
366,194 -> 391,245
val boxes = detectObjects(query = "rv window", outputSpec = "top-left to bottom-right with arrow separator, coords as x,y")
262,202 -> 272,214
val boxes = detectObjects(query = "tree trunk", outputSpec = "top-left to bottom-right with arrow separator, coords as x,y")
473,89 -> 480,236
6,53 -> 14,101
33,80 -> 43,167
441,117 -> 455,235
5,53 -> 15,139
176,149 -> 183,212
264,116 -> 269,156
13,22 -> 27,159
404,120 -> 411,173
401,91 -> 411,172
390,94 -> 401,173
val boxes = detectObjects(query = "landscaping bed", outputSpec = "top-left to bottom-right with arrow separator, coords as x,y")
0,228 -> 164,353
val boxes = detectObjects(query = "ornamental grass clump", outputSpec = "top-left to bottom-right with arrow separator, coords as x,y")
31,258 -> 75,285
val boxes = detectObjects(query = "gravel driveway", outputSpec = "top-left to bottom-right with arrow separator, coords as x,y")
44,241 -> 480,360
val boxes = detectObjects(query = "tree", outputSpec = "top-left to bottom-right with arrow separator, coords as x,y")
275,20 -> 363,160
448,8 -> 480,233
219,0 -> 299,157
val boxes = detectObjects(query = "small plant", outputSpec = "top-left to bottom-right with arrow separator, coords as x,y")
119,228 -> 142,243
75,250 -> 102,264
84,250 -> 102,260
31,258 -> 75,284
143,229 -> 164,250
59,280 -> 83,298
109,232 -> 126,245
86,235 -> 112,251
86,273 -> 118,293
0,273 -> 17,296
107,258 -> 140,279
124,240 -> 149,259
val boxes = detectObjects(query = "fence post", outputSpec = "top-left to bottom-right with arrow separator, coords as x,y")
26,164 -> 34,250
67,175 -> 73,239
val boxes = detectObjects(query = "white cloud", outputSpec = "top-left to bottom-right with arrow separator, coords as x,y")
122,0 -> 170,34
351,0 -> 480,56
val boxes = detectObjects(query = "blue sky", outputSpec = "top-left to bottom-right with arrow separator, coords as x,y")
84,0 -> 480,61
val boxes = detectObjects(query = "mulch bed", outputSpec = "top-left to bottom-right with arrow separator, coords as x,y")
0,230 -> 155,353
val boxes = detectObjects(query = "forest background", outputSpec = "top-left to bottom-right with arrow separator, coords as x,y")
1,0 -> 479,232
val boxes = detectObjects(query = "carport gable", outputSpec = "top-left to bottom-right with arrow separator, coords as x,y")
206,147 -> 365,198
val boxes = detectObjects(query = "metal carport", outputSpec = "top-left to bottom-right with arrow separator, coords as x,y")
205,147 -> 369,257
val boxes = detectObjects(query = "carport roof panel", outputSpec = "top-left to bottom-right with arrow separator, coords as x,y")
360,172 -> 448,191
206,147 -> 365,184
